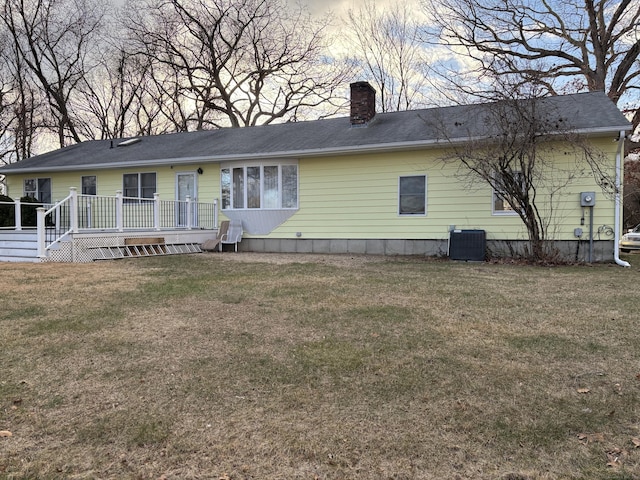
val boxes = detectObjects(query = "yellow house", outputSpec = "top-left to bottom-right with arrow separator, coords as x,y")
0,82 -> 632,263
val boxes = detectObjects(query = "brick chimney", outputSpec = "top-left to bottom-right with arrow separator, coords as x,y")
350,81 -> 376,126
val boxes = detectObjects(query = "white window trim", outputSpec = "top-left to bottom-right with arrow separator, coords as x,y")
221,161 -> 299,211
81,175 -> 97,196
492,171 -> 523,216
398,174 -> 427,216
123,172 -> 157,201
24,177 -> 52,203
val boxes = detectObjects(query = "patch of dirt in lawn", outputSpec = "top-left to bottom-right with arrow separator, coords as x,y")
213,251 -> 427,267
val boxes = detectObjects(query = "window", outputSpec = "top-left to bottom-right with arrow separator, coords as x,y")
81,175 -> 97,195
123,173 -> 156,201
398,175 -> 426,215
221,163 -> 298,210
493,171 -> 524,215
24,178 -> 51,203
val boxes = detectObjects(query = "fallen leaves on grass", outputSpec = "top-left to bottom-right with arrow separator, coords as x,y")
606,447 -> 627,468
577,432 -> 604,444
0,431 -> 12,437
632,438 -> 640,448
576,388 -> 591,394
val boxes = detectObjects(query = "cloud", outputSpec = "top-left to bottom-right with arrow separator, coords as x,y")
298,0 -> 421,17
298,0 -> 349,15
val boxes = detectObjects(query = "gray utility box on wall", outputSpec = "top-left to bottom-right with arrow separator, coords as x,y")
580,191 -> 596,207
449,229 -> 486,261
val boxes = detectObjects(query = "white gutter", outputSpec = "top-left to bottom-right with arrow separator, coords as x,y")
614,129 -> 630,267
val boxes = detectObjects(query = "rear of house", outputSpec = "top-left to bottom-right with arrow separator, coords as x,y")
0,83 -> 632,263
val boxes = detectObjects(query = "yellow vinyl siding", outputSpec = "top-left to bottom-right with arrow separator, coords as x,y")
269,150 -> 502,240
5,164 -> 220,205
2,136 -> 617,243
265,138 -> 617,242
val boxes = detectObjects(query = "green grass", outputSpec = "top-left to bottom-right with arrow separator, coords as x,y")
1,253 -> 639,479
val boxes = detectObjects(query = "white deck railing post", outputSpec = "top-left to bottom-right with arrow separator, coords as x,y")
14,198 -> 22,231
36,207 -> 46,258
55,200 -> 61,229
86,197 -> 92,229
69,187 -> 78,233
213,198 -> 218,228
186,195 -> 192,230
154,193 -> 161,231
116,190 -> 124,232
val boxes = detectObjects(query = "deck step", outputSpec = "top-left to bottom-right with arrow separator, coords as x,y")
92,243 -> 202,260
0,232 -> 38,260
0,255 -> 40,263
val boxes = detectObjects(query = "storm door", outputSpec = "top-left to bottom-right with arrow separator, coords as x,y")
176,172 -> 197,227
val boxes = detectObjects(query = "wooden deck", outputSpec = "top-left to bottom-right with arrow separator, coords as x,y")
0,189 -> 219,262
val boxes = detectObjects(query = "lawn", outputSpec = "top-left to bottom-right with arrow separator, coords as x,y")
1,253 -> 640,479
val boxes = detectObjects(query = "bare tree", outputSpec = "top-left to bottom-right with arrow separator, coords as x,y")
623,158 -> 640,228
345,0 -> 428,112
425,0 -> 640,152
0,28 -> 40,165
0,34 -> 18,166
125,0 -> 347,130
433,88 -> 612,261
76,46 -> 168,139
2,0 -> 105,148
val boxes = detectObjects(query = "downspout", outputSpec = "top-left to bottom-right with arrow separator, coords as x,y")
614,130 -> 630,267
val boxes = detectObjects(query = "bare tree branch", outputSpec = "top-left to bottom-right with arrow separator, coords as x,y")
2,0 -> 105,147
429,85 -> 613,261
425,0 -> 639,151
124,0 -> 348,130
345,0 -> 429,112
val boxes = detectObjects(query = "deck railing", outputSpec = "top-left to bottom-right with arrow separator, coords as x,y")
39,191 -> 77,254
0,199 -> 21,230
14,188 -> 220,258
0,198 -> 53,230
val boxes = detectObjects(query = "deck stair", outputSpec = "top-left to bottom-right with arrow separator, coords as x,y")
0,232 -> 39,263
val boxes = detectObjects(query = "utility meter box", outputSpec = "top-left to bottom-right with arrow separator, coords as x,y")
580,192 -> 596,207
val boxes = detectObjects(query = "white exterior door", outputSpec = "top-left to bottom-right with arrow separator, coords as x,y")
176,172 -> 197,227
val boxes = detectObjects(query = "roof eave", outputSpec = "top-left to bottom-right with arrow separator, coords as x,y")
0,140 -> 448,173
0,125 -> 630,174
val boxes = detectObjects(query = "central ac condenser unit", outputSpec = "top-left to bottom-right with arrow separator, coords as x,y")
448,229 -> 486,261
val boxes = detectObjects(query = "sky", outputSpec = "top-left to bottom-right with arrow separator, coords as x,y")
300,0 -> 349,15
296,0 -> 421,19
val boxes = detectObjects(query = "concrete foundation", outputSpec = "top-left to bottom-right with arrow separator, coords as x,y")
239,238 -> 617,263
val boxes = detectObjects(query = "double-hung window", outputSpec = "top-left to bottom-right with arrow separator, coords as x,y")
493,171 -> 524,215
24,178 -> 51,203
398,175 -> 426,215
82,175 -> 97,195
123,173 -> 156,202
221,163 -> 298,210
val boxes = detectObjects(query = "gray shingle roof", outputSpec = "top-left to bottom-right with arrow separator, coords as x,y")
0,91 -> 631,174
